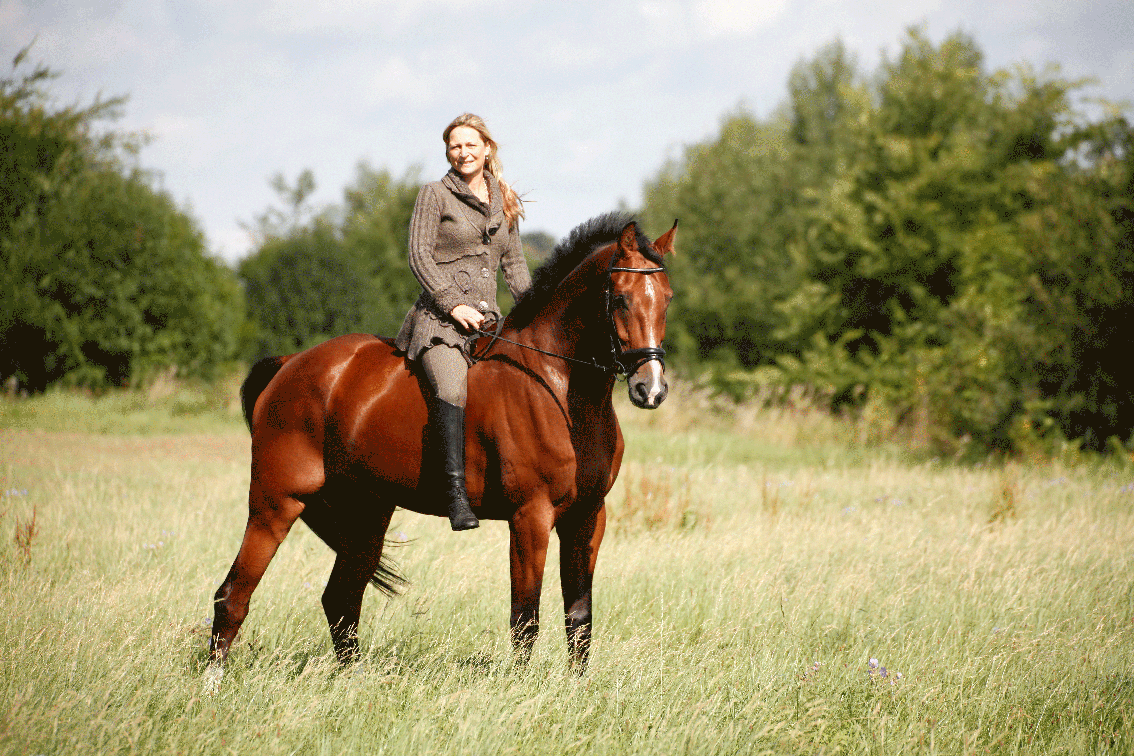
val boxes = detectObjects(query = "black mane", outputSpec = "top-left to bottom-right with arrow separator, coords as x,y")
508,212 -> 663,328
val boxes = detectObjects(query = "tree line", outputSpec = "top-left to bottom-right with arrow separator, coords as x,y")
0,47 -> 542,389
642,29 -> 1133,454
3,33 -> 1131,455
1,47 -> 242,391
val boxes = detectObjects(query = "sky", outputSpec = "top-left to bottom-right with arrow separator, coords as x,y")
3,0 -> 1133,264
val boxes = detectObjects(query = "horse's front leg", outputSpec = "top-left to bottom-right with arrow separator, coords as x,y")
508,504 -> 553,665
557,501 -> 606,674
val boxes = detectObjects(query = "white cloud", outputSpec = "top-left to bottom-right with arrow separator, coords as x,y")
0,2 -> 30,38
693,0 -> 788,37
4,0 -> 1132,262
360,57 -> 434,106
256,0 -> 510,35
8,1 -> 172,61
146,112 -> 205,142
1112,49 -> 1134,103
533,38 -> 607,70
208,223 -> 259,260
634,0 -> 789,40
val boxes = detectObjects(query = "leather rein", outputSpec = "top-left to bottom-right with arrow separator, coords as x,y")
467,261 -> 667,378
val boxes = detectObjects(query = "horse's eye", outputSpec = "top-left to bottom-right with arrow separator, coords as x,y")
611,295 -> 628,310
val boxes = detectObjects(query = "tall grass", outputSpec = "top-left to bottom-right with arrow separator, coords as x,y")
0,370 -> 245,435
0,384 -> 1131,754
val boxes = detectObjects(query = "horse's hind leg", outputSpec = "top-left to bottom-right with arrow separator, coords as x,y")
557,502 -> 607,674
209,482 -> 309,662
320,505 -> 395,663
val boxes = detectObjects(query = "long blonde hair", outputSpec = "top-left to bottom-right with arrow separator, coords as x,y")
443,113 -> 524,228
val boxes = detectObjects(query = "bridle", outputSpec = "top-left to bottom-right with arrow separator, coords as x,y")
606,262 -> 667,377
469,255 -> 667,379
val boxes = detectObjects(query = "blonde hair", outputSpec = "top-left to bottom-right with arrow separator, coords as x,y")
443,113 -> 524,228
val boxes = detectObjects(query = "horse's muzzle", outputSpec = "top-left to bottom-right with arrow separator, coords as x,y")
627,359 -> 668,409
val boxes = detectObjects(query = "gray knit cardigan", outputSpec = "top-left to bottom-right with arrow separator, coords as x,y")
394,170 -> 532,360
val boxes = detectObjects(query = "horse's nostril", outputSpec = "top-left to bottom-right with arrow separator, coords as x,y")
630,381 -> 647,405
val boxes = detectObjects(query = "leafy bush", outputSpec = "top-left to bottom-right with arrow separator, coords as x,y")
643,28 -> 1134,454
238,165 -> 423,356
0,47 -> 243,390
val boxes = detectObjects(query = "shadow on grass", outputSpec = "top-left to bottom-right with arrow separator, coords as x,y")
186,627 -> 533,686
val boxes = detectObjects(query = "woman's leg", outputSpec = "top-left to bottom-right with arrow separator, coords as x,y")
420,345 -> 468,407
420,346 -> 478,530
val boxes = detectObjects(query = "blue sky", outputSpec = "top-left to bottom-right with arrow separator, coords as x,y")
3,0 -> 1132,262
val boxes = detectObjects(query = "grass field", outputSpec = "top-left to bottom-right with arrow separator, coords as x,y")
1,385 -> 1131,754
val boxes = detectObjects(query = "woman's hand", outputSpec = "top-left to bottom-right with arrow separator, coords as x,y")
449,304 -> 486,333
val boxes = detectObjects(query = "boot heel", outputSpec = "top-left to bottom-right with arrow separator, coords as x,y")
448,499 -> 479,531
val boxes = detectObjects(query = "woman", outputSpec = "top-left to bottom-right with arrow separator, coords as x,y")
395,113 -> 533,531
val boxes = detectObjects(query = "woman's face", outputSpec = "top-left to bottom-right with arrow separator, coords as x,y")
447,126 -> 489,181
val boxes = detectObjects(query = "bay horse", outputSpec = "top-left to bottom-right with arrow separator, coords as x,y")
208,213 -> 676,678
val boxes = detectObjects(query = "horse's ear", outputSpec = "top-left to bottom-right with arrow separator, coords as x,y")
652,219 -> 678,257
618,222 -> 639,254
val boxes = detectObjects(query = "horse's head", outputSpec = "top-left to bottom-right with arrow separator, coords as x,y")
609,220 -> 677,409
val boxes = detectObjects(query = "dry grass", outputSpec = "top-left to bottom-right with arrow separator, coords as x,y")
0,386 -> 1131,754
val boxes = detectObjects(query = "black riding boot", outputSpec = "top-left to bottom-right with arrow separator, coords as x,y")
434,399 -> 479,531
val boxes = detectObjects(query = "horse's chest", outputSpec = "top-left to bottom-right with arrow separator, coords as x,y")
496,418 -> 615,502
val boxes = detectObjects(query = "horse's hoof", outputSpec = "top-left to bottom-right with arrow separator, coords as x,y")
203,663 -> 225,695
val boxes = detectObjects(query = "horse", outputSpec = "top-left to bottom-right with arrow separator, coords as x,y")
207,213 -> 676,678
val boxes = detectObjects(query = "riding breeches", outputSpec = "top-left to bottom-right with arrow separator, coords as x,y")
419,345 -> 468,408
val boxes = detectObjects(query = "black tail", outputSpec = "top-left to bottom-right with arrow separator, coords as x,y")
299,489 -> 409,597
240,355 -> 288,432
369,553 -> 409,596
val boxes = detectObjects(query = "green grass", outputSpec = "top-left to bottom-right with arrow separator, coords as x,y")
0,386 -> 1131,754
0,374 -> 245,435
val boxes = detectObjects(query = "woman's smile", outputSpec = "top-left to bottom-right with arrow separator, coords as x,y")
447,125 -> 489,183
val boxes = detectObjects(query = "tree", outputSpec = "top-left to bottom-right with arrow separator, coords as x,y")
641,28 -> 1134,453
339,163 -> 424,337
0,46 -> 243,390
642,110 -> 806,369
787,30 -> 1129,450
520,231 -> 556,261
239,219 -> 367,356
1020,114 -> 1134,449
239,164 -> 422,355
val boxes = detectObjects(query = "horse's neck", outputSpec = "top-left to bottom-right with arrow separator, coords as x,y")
505,251 -> 614,384
537,253 -> 610,353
